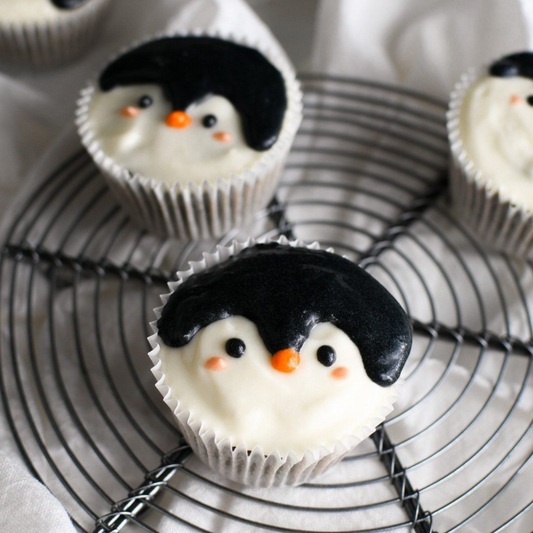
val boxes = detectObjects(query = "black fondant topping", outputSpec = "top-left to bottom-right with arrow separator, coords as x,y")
157,244 -> 412,387
226,338 -> 246,358
202,114 -> 217,128
490,52 -> 533,79
317,345 -> 336,367
527,96 -> 533,107
138,95 -> 153,108
51,0 -> 90,9
99,36 -> 287,151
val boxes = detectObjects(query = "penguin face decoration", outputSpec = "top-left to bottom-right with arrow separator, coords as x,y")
459,52 -> 533,206
87,36 -> 288,185
155,243 -> 412,456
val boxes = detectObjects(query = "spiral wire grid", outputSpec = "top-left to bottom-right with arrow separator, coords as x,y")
1,74 -> 532,533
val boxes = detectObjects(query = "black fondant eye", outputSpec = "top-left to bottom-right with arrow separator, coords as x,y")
317,345 -> 336,367
527,96 -> 533,107
202,114 -> 217,128
138,95 -> 153,108
226,338 -> 245,358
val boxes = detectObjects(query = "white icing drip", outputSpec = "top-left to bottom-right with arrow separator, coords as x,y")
157,316 -> 395,456
87,85 -> 264,185
0,0 -> 86,21
460,75 -> 533,211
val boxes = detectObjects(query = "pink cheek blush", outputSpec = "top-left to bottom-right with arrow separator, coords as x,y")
213,132 -> 232,143
510,94 -> 524,105
119,106 -> 141,118
331,366 -> 349,380
204,357 -> 228,371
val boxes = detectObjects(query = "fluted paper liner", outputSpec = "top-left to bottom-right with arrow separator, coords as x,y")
448,68 -> 533,258
0,0 -> 110,67
76,30 -> 303,240
148,237 -> 403,487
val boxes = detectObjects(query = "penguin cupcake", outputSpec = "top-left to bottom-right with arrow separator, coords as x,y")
0,0 -> 110,66
77,34 -> 302,239
149,239 -> 412,487
448,52 -> 533,257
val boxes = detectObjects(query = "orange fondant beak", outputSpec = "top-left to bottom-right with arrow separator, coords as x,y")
166,111 -> 192,129
272,348 -> 300,373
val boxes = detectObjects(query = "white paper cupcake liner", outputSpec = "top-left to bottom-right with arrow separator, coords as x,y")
76,30 -> 303,240
148,236 -> 402,488
0,0 -> 110,67
447,68 -> 533,258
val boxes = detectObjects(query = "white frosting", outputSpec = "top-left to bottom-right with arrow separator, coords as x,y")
87,85 -> 264,185
157,316 -> 396,456
0,0 -> 88,21
459,75 -> 533,211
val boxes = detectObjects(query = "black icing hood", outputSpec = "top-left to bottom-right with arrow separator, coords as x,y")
51,0 -> 91,9
157,243 -> 413,387
490,52 -> 533,78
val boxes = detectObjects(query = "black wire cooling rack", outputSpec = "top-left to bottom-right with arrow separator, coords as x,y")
1,74 -> 532,533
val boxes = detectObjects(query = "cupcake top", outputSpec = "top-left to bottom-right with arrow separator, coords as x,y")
86,36 -> 291,185
458,52 -> 533,210
0,0 -> 95,21
154,243 -> 412,456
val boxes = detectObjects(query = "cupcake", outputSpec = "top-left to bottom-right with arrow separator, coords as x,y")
0,0 -> 111,67
448,52 -> 533,257
77,34 -> 302,240
148,239 -> 412,487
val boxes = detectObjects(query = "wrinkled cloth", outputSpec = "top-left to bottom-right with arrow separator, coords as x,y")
0,452 -> 75,533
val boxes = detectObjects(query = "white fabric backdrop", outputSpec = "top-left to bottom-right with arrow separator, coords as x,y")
0,0 -> 531,531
